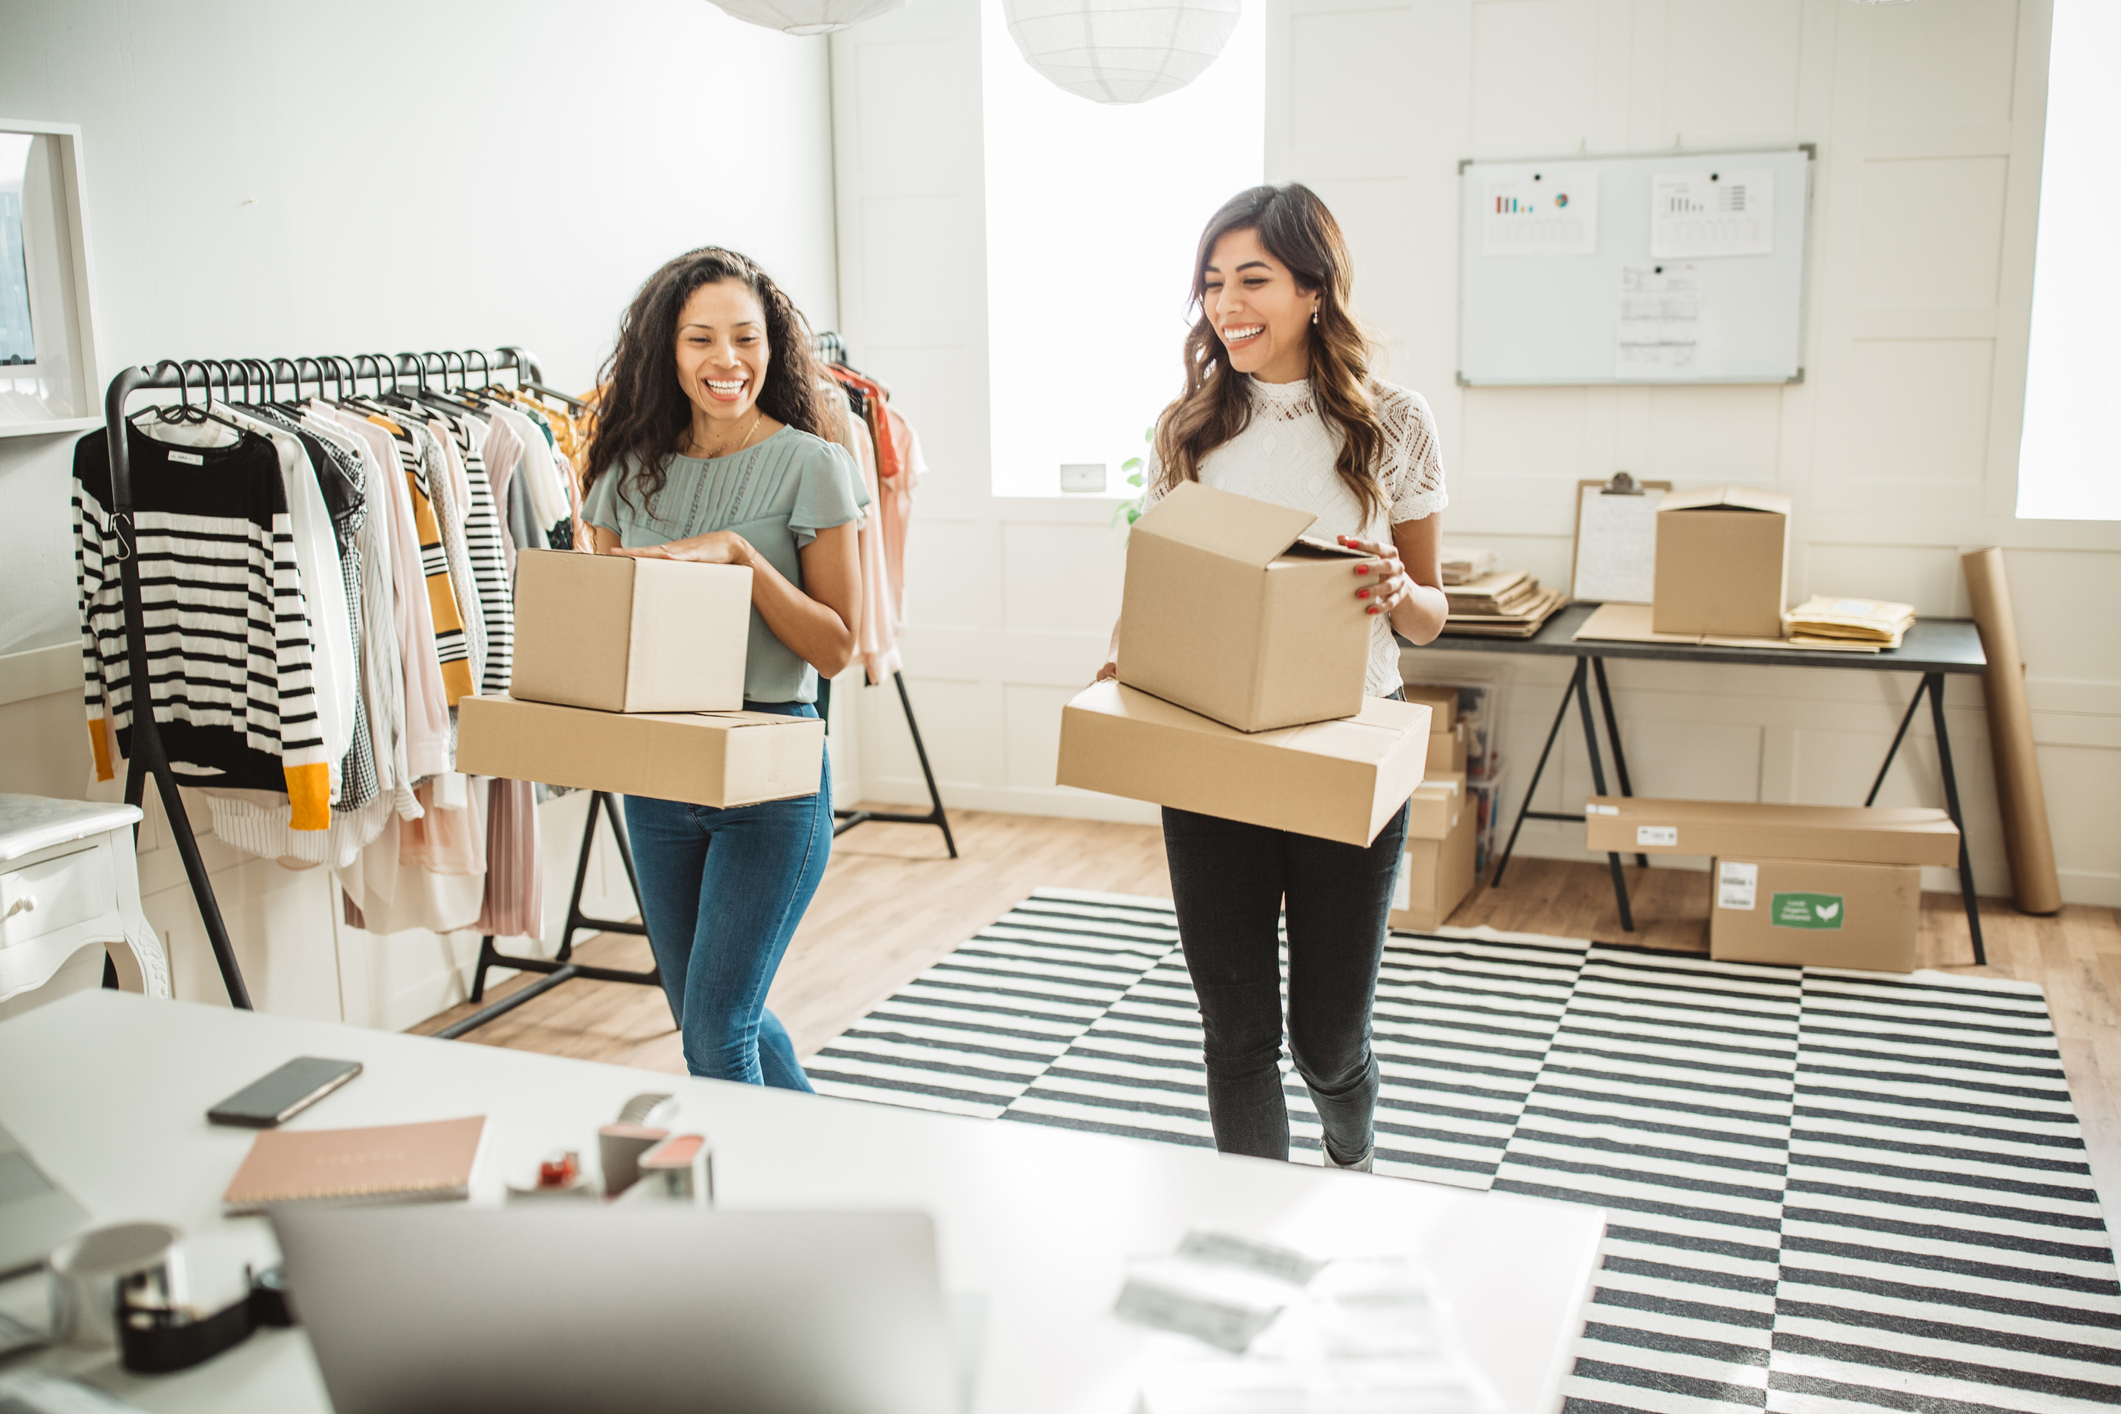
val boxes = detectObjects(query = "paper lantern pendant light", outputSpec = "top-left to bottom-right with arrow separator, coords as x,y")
1002,0 -> 1241,105
707,0 -> 907,36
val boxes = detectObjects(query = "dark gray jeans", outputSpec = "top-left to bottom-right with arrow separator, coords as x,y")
1161,798 -> 1411,1165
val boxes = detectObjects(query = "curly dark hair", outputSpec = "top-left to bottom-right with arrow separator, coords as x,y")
582,246 -> 833,516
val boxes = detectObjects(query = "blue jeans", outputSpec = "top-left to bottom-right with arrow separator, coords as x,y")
623,702 -> 828,1091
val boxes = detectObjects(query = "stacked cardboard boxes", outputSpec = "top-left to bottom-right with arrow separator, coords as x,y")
455,550 -> 825,808
1584,797 -> 1960,971
1058,484 -> 1432,847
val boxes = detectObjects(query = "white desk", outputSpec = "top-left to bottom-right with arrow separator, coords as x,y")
0,993 -> 1604,1414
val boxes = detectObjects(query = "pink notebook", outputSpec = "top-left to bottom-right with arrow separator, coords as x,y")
222,1116 -> 485,1213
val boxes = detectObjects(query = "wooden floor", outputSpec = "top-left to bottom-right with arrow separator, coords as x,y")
412,804 -> 2121,1229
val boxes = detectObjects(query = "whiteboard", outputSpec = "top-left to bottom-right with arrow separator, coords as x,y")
1458,148 -> 1812,385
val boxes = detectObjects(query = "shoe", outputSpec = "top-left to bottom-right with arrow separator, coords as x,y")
1324,1145 -> 1374,1173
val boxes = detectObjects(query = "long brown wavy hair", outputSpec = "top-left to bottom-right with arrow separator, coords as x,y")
582,246 -> 833,516
1152,184 -> 1386,520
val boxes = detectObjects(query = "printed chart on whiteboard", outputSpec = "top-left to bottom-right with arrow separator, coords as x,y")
1616,264 -> 1703,379
1482,170 -> 1597,256
1652,169 -> 1773,258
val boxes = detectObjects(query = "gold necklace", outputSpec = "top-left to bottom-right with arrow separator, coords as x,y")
691,408 -> 764,459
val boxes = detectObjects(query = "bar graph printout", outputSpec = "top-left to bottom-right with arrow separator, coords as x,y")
1651,169 -> 1774,258
1481,169 -> 1598,256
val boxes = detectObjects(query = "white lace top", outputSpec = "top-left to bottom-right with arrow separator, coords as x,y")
1146,374 -> 1448,696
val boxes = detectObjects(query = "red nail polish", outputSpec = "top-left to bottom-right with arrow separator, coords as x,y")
1368,606 -> 1380,614
1357,589 -> 1370,598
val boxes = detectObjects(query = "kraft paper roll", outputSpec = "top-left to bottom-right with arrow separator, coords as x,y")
1961,548 -> 2062,915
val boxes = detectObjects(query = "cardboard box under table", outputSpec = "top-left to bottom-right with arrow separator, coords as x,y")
1582,797 -> 1961,868
1391,772 -> 1476,933
1117,482 -> 1375,733
1708,856 -> 1921,972
1056,681 -> 1429,847
1651,486 -> 1792,639
456,695 -> 823,808
511,548 -> 752,714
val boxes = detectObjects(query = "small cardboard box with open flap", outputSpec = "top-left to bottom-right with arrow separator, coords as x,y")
1709,856 -> 1920,972
456,695 -> 822,809
1056,681 -> 1429,846
1652,486 -> 1792,639
511,549 -> 752,714
1117,482 -> 1375,733
1390,771 -> 1476,932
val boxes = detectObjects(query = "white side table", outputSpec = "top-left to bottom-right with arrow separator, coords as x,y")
0,794 -> 169,1003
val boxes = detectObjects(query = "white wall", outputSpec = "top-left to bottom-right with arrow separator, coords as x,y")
835,0 -> 2121,908
0,0 -> 843,1025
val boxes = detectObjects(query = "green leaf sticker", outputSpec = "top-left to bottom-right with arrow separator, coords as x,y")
1769,892 -> 1844,930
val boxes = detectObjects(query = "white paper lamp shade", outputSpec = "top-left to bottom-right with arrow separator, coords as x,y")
707,0 -> 907,36
1002,0 -> 1241,104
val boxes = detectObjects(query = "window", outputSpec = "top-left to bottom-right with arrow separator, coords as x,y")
2016,0 -> 2120,521
1,133 -> 37,368
0,124 -> 97,432
980,0 -> 1265,497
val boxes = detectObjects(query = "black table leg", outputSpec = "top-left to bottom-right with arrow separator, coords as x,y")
1491,660 -> 1584,888
1866,676 -> 1929,807
1591,656 -> 1649,869
1925,671 -> 1987,967
1574,659 -> 1635,932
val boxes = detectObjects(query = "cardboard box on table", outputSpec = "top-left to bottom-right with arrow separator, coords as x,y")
1117,482 -> 1376,733
511,549 -> 753,713
1391,772 -> 1476,933
456,696 -> 823,809
1582,797 -> 1960,867
1709,857 -> 1921,972
1652,486 -> 1792,639
1056,681 -> 1429,847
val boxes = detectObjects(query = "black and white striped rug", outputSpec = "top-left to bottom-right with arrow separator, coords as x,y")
808,887 -> 2121,1414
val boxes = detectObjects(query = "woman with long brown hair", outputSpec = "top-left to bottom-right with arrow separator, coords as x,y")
1097,184 -> 1450,1169
579,246 -> 866,1091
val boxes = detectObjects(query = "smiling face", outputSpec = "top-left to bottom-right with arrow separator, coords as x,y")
1202,227 -> 1320,385
673,279 -> 769,424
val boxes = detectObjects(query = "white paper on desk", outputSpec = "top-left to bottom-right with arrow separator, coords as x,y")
1651,169 -> 1773,258
1615,264 -> 1703,379
1572,484 -> 1664,603
1481,170 -> 1597,256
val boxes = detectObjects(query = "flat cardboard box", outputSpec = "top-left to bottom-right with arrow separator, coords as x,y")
1652,486 -> 1792,639
1056,681 -> 1430,846
1391,789 -> 1477,933
1574,602 -> 1879,654
1709,856 -> 1919,972
1399,683 -> 1459,731
511,549 -> 752,713
456,695 -> 822,808
1426,723 -> 1467,774
1406,771 -> 1466,840
1118,482 -> 1374,732
1584,797 -> 1959,867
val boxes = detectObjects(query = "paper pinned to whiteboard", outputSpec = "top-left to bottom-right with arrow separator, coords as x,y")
1615,263 -> 1703,379
1651,169 -> 1773,258
1571,482 -> 1667,604
1481,169 -> 1598,256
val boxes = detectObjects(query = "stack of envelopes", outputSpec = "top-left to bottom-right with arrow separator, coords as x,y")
1442,569 -> 1566,638
1782,595 -> 1917,649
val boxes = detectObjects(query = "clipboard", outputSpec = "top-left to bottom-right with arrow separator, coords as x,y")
1569,473 -> 1672,604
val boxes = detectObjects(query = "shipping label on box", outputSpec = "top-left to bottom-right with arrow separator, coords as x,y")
1709,856 -> 1918,972
1117,482 -> 1376,733
512,549 -> 752,714
1651,485 -> 1791,639
456,695 -> 821,809
1057,681 -> 1429,846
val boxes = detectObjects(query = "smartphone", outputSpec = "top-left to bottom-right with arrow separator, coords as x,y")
206,1057 -> 363,1128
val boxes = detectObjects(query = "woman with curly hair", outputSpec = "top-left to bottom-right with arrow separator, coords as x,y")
579,247 -> 865,1091
1098,185 -> 1451,1169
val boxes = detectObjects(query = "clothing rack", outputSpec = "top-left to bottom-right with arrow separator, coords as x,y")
98,344 -> 591,1009
810,333 -> 957,859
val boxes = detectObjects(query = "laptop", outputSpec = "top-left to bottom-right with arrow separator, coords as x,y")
0,1122 -> 90,1278
271,1206 -> 960,1414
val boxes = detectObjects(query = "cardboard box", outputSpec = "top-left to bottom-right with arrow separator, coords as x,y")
1056,681 -> 1430,846
511,549 -> 752,713
456,695 -> 822,808
1652,486 -> 1792,639
1584,797 -> 1959,867
1405,771 -> 1465,840
1117,482 -> 1374,732
1399,683 -> 1458,732
1426,722 -> 1467,774
1391,783 -> 1477,933
1709,857 -> 1919,972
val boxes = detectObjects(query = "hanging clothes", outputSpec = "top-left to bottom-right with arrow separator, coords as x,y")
820,380 -> 901,686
